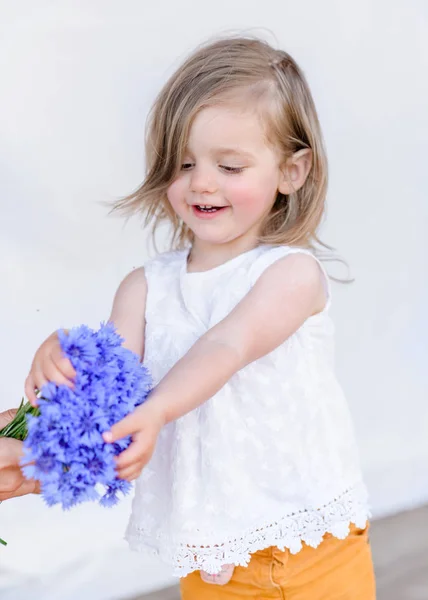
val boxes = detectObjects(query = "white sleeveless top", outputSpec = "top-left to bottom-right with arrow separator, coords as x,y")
125,245 -> 369,577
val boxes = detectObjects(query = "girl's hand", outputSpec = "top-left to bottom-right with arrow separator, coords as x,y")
103,400 -> 166,481
25,331 -> 76,407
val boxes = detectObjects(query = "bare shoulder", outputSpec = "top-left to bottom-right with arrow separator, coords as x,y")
111,266 -> 147,315
262,251 -> 322,280
255,252 -> 327,315
117,266 -> 147,289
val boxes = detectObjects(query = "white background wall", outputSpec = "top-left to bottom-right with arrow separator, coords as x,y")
0,1 -> 427,598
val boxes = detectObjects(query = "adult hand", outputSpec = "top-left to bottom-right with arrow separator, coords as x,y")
0,409 -> 40,500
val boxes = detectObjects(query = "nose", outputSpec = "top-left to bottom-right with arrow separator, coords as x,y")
189,165 -> 217,194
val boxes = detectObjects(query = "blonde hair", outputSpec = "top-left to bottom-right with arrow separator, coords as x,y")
111,36 -> 329,252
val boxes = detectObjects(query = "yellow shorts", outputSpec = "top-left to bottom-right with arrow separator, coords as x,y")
180,523 -> 376,599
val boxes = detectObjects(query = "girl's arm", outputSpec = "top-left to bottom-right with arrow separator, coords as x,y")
108,253 -> 326,480
107,267 -> 147,359
150,253 -> 325,423
25,268 -> 147,406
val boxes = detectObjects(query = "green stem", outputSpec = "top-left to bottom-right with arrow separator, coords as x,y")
0,399 -> 40,440
0,538 -> 7,546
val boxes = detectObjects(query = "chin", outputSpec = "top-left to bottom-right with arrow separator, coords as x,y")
190,230 -> 229,244
195,235 -> 229,245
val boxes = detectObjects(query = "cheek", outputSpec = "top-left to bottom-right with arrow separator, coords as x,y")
166,178 -> 187,212
225,173 -> 277,216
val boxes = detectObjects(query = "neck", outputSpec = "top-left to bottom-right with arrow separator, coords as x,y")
188,236 -> 259,272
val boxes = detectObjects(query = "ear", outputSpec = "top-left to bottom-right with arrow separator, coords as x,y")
278,149 -> 312,195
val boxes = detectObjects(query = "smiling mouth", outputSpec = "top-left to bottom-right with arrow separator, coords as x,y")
194,205 -> 227,213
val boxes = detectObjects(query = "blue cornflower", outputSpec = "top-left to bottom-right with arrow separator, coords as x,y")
57,326 -> 100,370
22,323 -> 152,510
73,404 -> 109,446
100,478 -> 133,507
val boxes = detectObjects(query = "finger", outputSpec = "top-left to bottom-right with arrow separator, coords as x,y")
116,465 -> 142,481
103,413 -> 141,443
25,375 -> 38,406
43,362 -> 74,389
0,478 -> 37,501
0,467 -> 23,495
51,347 -> 76,380
115,439 -> 148,469
33,369 -> 49,398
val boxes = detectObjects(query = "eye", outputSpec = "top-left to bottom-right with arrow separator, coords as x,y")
220,165 -> 245,174
181,163 -> 194,171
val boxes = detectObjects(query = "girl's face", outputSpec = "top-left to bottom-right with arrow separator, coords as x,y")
166,104 -> 285,252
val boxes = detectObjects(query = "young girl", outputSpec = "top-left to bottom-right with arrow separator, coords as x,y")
26,37 -> 376,598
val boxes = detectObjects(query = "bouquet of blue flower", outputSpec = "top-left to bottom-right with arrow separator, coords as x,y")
0,322 -> 152,546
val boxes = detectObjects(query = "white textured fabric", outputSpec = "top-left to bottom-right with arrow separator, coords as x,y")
125,245 -> 370,577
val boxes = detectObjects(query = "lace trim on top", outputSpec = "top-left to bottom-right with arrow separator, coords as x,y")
126,485 -> 370,577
